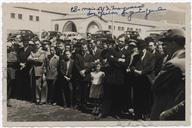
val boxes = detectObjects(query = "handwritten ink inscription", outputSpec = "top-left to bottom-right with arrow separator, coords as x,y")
70,4 -> 166,21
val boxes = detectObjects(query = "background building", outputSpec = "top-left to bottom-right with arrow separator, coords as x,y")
52,14 -> 183,38
3,5 -> 66,38
3,3 -> 185,41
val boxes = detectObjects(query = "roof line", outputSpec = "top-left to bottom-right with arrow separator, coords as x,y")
41,10 -> 67,16
14,7 -> 39,11
14,6 -> 67,16
108,20 -> 156,28
52,15 -> 108,23
52,15 -> 155,27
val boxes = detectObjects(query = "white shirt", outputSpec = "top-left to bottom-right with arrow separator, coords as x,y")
24,46 -> 29,52
66,60 -> 70,75
91,71 -> 105,85
141,49 -> 147,61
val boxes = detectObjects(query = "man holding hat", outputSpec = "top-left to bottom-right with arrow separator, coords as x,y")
151,29 -> 185,120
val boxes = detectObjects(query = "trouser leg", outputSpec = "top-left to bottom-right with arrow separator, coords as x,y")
35,77 -> 42,103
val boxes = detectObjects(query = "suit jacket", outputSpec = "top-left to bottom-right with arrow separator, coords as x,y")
7,51 -> 19,80
17,46 -> 32,63
104,47 -> 127,85
60,59 -> 74,79
46,54 -> 59,80
73,52 -> 93,81
134,50 -> 155,84
27,50 -> 47,77
154,51 -> 165,76
150,49 -> 185,120
90,48 -> 102,60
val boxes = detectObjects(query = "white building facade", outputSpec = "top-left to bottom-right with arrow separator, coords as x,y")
3,4 -> 184,41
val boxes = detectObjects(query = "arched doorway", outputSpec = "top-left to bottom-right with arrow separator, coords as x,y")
63,21 -> 77,32
86,21 -> 102,34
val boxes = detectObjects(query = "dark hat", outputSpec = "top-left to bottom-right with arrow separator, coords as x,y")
137,39 -> 147,49
159,29 -> 185,42
42,40 -> 51,45
57,39 -> 65,44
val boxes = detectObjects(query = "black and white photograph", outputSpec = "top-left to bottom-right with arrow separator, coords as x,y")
2,1 -> 191,126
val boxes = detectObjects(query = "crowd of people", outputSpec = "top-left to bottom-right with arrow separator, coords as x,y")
7,29 -> 185,120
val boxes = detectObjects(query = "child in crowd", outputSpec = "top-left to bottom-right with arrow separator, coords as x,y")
89,62 -> 105,115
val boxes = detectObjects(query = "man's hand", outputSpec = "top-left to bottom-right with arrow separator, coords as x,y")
134,69 -> 142,75
126,68 -> 131,72
64,76 -> 70,81
20,63 -> 26,70
80,70 -> 86,77
118,58 -> 125,62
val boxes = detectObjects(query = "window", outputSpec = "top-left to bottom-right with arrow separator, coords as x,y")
29,15 -> 33,21
136,28 -> 141,32
55,24 -> 59,31
10,13 -> 15,19
18,14 -> 22,20
122,27 -> 124,31
108,25 -> 112,30
36,16 -> 39,21
118,26 -> 121,31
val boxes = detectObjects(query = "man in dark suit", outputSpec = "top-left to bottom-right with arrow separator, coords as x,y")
148,41 -> 164,76
124,41 -> 139,112
59,50 -> 74,108
151,29 -> 185,120
16,40 -> 32,100
55,39 -> 65,105
73,43 -> 93,110
89,41 -> 102,61
131,39 -> 155,119
7,42 -> 20,106
98,41 -> 127,119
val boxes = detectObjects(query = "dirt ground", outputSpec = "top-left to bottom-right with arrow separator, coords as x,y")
7,99 -> 131,122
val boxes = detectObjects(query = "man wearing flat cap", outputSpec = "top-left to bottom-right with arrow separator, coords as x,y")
151,29 -> 185,120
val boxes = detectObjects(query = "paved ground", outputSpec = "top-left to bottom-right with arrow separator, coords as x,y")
7,99 -> 132,121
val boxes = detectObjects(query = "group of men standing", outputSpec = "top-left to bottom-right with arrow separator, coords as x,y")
7,29 -> 185,120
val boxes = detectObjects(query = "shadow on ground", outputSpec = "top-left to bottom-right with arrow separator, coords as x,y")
7,99 -> 132,121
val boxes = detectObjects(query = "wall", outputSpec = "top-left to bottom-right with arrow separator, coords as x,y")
3,5 -> 65,39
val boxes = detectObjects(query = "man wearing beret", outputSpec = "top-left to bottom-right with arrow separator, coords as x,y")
150,29 -> 185,120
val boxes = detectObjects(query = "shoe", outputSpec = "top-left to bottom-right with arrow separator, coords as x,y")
52,103 -> 57,106
95,107 -> 100,115
63,105 -> 67,109
91,107 -> 97,114
112,115 -> 120,120
39,102 -> 43,105
95,113 -> 106,120
133,114 -> 142,120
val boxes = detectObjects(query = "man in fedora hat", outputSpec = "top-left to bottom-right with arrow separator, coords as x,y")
150,29 -> 185,120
